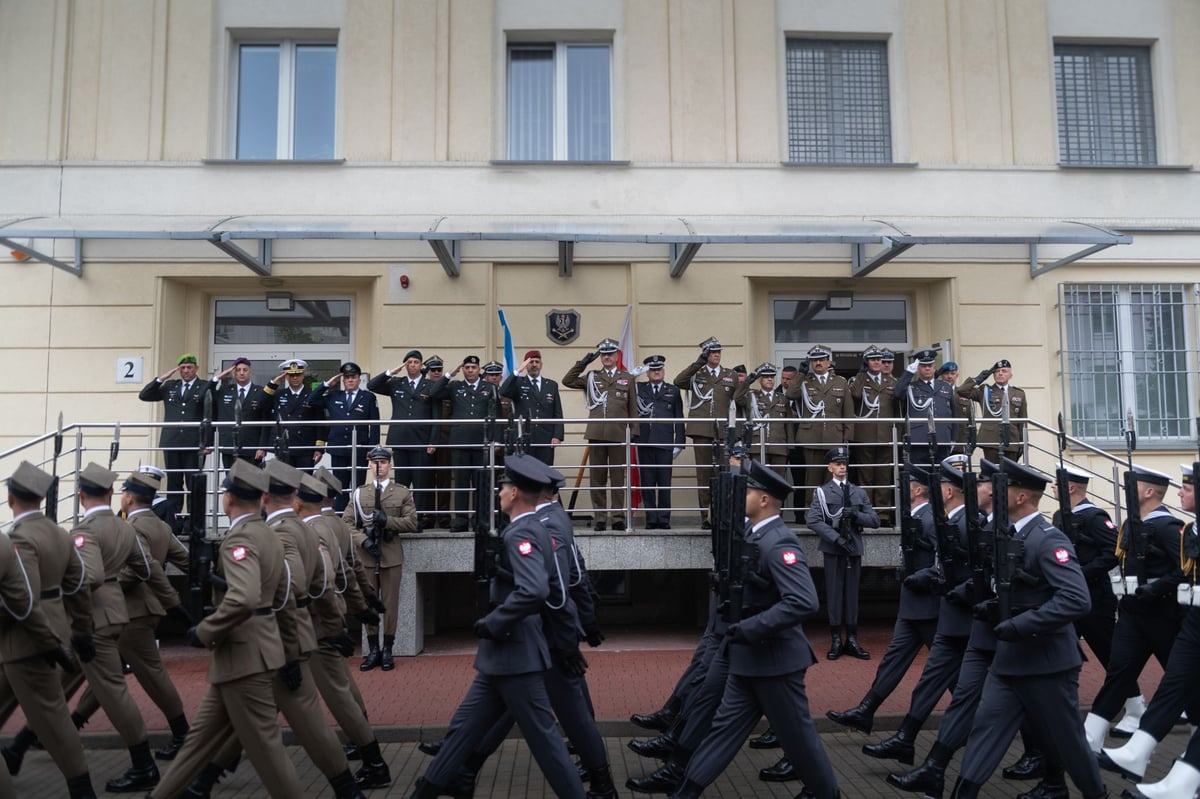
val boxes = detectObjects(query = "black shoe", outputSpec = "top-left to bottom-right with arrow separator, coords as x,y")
626,760 -> 686,794
345,743 -> 361,760
826,693 -> 881,735
843,636 -> 871,660
586,764 -> 618,799
613,519 -> 627,531
1,746 -> 21,777
104,764 -> 160,793
660,523 -> 671,530
1003,752 -> 1046,781
863,732 -> 916,765
827,635 -> 843,661
887,761 -> 947,798
449,522 -> 469,533
437,518 -> 451,529
65,772 -> 97,799
700,518 -> 711,530
630,708 -> 677,733
183,762 -> 225,798
628,734 -> 676,759
418,739 -> 444,757
153,734 -> 187,761
381,636 -> 395,671
749,728 -> 780,749
354,760 -> 392,789
759,757 -> 797,782
360,641 -> 382,672
1016,780 -> 1069,799
593,521 -> 607,532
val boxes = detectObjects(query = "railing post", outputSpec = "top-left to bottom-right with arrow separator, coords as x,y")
72,427 -> 84,524
891,424 -> 899,528
624,422 -> 633,531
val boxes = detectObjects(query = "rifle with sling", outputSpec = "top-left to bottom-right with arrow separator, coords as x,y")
45,412 -> 64,523
991,390 -> 1019,621
1054,412 -> 1076,545
1114,409 -> 1145,593
961,402 -> 990,606
107,422 -> 121,470
898,434 -> 916,577
473,384 -> 502,617
274,406 -> 290,463
926,407 -> 953,592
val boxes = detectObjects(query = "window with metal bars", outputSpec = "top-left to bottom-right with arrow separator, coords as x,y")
785,39 -> 892,164
1054,44 -> 1157,166
1060,283 -> 1194,445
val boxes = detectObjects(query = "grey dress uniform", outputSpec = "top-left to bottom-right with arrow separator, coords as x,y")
563,360 -> 638,528
150,511 -> 303,799
419,510 -> 584,799
806,478 -> 878,633
893,371 -> 957,467
500,373 -> 565,465
137,376 -> 211,503
672,361 -> 737,521
635,379 -> 685,529
847,370 -> 898,511
681,515 -> 839,798
957,514 -> 1105,797
785,372 -> 849,506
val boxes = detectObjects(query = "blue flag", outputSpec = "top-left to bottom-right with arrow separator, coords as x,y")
497,307 -> 516,378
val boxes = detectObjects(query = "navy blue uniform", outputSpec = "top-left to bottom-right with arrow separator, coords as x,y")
893,372 -> 957,467
634,381 -> 684,528
366,370 -> 445,518
263,381 -> 328,471
305,385 -> 379,511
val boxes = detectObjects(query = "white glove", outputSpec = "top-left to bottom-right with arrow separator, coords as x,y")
628,364 -> 649,377
906,360 -> 919,374
672,447 -> 683,460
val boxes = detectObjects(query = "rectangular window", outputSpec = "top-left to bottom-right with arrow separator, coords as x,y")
507,42 -> 611,161
235,41 -> 336,160
1060,284 -> 1193,444
1054,44 -> 1156,166
785,39 -> 892,164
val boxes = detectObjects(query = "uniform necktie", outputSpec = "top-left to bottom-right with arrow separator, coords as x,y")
411,380 -> 419,391
182,381 -> 191,394
534,378 -> 541,392
347,391 -> 355,406
653,384 -> 660,396
238,387 -> 245,403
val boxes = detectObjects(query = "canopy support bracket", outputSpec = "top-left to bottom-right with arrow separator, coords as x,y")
210,233 -> 271,275
0,236 -> 82,277
429,239 -> 461,277
669,242 -> 702,278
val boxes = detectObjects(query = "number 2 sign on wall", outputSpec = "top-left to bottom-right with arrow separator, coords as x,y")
115,356 -> 143,384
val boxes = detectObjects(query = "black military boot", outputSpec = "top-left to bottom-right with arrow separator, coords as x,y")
749,726 -> 780,749
345,743 -> 362,760
354,740 -> 392,789
381,635 -> 396,671
826,690 -> 883,735
330,767 -> 367,799
417,738 -> 444,757
1016,778 -> 1069,799
666,779 -> 705,799
65,772 -> 98,799
360,636 -> 382,671
105,741 -> 160,792
843,626 -> 871,659
759,757 -> 797,782
886,740 -> 953,798
1,725 -> 39,775
1003,750 -> 1046,781
409,777 -> 448,799
863,714 -> 922,764
827,632 -> 843,660
630,696 -> 681,732
628,729 -> 678,758
949,777 -> 983,799
154,714 -> 190,760
586,763 -> 618,799
183,762 -> 226,798
627,754 -> 688,794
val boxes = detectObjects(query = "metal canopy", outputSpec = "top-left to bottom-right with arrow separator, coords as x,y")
0,214 -> 1130,279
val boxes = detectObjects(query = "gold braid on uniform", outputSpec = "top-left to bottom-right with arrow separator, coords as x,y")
1114,519 -> 1129,567
1181,521 -> 1197,582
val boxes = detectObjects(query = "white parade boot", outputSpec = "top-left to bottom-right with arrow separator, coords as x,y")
1114,695 -> 1149,737
1084,712 -> 1110,753
1102,730 -> 1158,780
1135,759 -> 1200,799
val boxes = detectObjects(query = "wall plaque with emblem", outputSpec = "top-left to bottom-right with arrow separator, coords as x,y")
546,309 -> 580,345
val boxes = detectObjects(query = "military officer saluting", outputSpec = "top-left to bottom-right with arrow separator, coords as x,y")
137,353 -> 212,508
264,359 -> 328,471
734,362 -> 794,470
426,356 -> 498,532
306,362 -> 380,511
848,346 -> 898,517
893,348 -> 957,468
672,337 -> 737,529
957,359 -> 1027,462
635,355 -> 685,530
367,349 -> 445,527
211,357 -> 271,468
564,338 -> 638,531
501,350 -> 566,466
785,345 -> 849,508
343,447 -> 418,672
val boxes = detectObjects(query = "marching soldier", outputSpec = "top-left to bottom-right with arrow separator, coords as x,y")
264,358 -> 328,471
317,467 -> 388,631
672,338 -> 737,529
668,460 -> 840,799
410,455 -> 585,799
342,448 -> 418,672
564,338 -> 638,531
0,462 -> 96,799
149,460 -> 303,799
951,459 -> 1106,799
957,359 -> 1027,462
785,345 -> 849,508
137,353 -> 211,508
501,350 -> 565,466
847,346 -> 897,517
827,466 -> 939,737
367,349 -> 445,528
635,355 -> 685,530
69,468 -> 191,760
893,348 -> 957,468
63,463 -> 159,793
806,446 -> 878,662
211,358 -> 271,468
431,356 -> 497,532
734,362 -> 794,470
307,362 -> 380,511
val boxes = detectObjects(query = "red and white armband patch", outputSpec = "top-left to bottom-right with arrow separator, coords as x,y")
73,535 -> 86,549
517,540 -> 533,556
231,545 -> 247,562
1104,519 -> 1116,530
1053,547 -> 1070,564
782,550 -> 798,566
